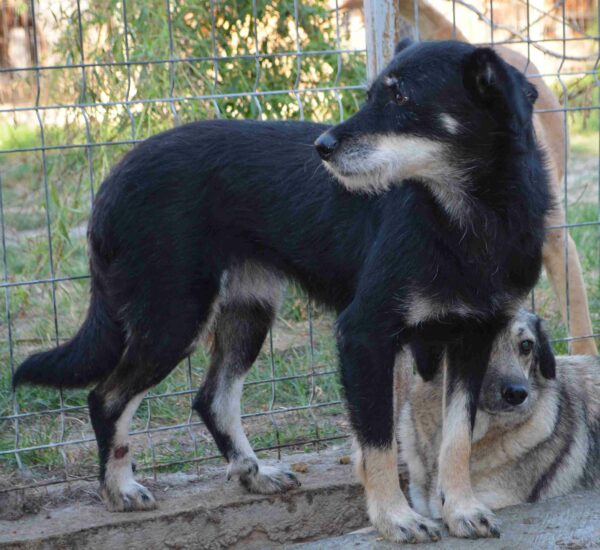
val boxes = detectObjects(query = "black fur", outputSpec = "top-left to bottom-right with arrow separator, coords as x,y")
535,317 -> 557,379
13,41 -> 551,480
87,389 -> 117,482
409,339 -> 444,382
463,47 -> 536,147
582,414 -> 600,488
193,300 -> 276,461
395,37 -> 413,55
527,391 -> 575,502
13,292 -> 123,388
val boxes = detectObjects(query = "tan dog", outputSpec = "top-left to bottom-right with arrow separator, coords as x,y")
348,0 -> 597,354
399,309 -> 600,516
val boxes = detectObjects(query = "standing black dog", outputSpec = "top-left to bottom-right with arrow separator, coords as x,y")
14,40 -> 550,542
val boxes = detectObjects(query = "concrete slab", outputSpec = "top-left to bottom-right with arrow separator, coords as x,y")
0,446 -> 368,550
2,443 -> 600,549
290,489 -> 600,549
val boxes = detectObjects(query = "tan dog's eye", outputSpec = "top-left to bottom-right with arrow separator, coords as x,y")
519,340 -> 533,355
395,92 -> 408,105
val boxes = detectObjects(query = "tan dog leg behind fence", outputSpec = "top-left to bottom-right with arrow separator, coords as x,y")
543,206 -> 597,354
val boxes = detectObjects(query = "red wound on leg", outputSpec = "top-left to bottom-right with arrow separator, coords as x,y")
114,445 -> 129,459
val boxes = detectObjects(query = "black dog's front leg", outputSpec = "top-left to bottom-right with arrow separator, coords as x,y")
337,309 -> 441,543
437,327 -> 501,539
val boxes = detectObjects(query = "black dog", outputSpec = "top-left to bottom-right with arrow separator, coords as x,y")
14,40 -> 550,542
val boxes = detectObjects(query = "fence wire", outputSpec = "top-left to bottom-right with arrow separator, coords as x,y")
0,0 -> 598,495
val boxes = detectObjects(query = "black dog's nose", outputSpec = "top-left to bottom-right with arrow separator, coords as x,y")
501,383 -> 528,406
314,133 -> 338,160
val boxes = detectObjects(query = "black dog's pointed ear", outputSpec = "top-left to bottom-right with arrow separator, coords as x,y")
395,37 -> 413,55
523,79 -> 538,105
463,47 -> 511,105
535,317 -> 556,379
463,47 -> 534,136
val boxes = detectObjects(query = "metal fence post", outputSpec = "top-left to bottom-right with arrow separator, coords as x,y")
363,0 -> 398,80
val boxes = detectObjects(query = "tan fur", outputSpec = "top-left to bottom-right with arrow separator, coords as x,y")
356,442 -> 441,543
400,289 -> 487,326
359,443 -> 407,512
351,351 -> 441,543
100,392 -> 156,511
193,262 -> 284,354
401,346 -> 600,515
437,386 -> 471,500
322,134 -> 460,199
436,379 -> 500,537
226,261 -> 285,306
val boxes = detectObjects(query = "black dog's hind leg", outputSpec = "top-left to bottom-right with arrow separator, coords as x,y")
437,327 -> 501,538
194,264 -> 300,493
337,306 -> 441,544
88,279 -> 219,511
88,382 -> 155,512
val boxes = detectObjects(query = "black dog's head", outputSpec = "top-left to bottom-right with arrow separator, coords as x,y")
315,40 -> 538,200
478,309 -> 556,418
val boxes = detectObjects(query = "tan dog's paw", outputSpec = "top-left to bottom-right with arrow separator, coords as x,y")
372,506 -> 442,543
442,498 -> 500,539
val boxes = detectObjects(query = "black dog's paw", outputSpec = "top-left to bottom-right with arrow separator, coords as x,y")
240,464 -> 300,494
101,480 -> 157,512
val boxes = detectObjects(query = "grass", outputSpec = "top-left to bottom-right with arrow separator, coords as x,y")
537,199 -> 600,355
1,306 -> 344,479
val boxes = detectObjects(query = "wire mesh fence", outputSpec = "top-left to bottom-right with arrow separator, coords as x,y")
0,0 -> 598,495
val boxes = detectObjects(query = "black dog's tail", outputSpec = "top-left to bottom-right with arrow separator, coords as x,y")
13,292 -> 124,389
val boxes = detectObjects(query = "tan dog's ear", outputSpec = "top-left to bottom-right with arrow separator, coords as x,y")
535,317 -> 556,379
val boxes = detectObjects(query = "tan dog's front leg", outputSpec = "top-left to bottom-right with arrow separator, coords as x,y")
356,442 -> 441,543
438,333 -> 501,539
437,385 -> 500,538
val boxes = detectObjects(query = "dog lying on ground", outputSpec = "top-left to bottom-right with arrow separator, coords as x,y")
13,40 -> 551,542
400,309 -> 600,517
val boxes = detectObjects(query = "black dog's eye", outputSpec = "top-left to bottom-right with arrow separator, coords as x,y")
395,92 -> 408,105
519,339 -> 534,355
366,89 -> 372,102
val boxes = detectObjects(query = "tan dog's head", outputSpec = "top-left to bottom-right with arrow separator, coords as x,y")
478,309 -> 556,417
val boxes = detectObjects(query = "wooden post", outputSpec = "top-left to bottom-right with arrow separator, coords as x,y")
363,0 -> 398,80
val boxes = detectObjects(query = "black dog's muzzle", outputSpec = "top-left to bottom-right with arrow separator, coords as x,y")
314,132 -> 338,160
